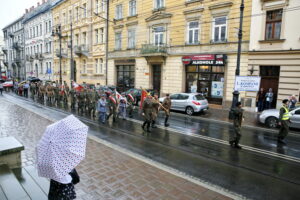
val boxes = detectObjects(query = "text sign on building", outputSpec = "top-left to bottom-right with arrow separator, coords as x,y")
234,76 -> 261,91
182,54 -> 226,66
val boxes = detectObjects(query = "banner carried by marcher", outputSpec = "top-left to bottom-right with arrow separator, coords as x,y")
234,76 -> 261,92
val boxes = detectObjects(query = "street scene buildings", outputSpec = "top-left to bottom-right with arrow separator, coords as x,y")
0,0 -> 300,200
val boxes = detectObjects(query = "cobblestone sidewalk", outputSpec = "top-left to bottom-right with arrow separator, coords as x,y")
0,97 -> 233,200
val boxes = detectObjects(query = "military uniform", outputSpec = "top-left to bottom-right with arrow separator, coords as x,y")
162,97 -> 172,127
69,88 -> 76,110
151,97 -> 160,128
30,83 -> 36,99
107,95 -> 118,122
54,86 -> 60,106
127,93 -> 135,118
278,105 -> 290,143
230,107 -> 244,148
142,97 -> 153,132
77,90 -> 86,115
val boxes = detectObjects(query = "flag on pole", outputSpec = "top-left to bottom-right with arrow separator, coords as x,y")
73,82 -> 84,92
115,90 -> 122,100
140,89 -> 148,109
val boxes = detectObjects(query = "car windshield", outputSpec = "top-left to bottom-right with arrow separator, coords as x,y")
194,95 -> 205,100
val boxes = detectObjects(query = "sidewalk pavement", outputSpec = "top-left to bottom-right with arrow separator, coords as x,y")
0,97 -> 234,200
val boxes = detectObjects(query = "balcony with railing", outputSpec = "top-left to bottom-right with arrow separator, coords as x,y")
35,53 -> 44,60
140,44 -> 168,56
8,32 -> 14,38
13,42 -> 21,50
74,44 -> 89,57
2,47 -> 8,54
26,55 -> 34,62
55,49 -> 68,58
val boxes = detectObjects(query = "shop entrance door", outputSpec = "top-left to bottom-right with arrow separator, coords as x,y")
260,66 -> 280,108
152,65 -> 161,94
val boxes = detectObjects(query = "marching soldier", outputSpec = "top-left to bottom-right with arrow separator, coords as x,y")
30,82 -> 36,99
107,92 -> 118,122
229,102 -> 244,149
54,83 -> 60,106
162,93 -> 172,127
46,83 -> 54,104
151,93 -> 160,128
127,90 -> 135,118
77,89 -> 86,115
278,99 -> 290,145
69,87 -> 77,110
142,94 -> 153,132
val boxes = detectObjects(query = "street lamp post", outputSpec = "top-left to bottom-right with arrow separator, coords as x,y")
52,25 -> 63,85
229,0 -> 245,119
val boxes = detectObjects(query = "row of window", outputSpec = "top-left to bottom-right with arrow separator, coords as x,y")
25,42 -> 52,56
113,8 -> 283,50
25,20 -> 52,39
58,59 -> 103,75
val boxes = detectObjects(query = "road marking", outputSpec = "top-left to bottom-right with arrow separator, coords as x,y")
1,95 -> 248,200
127,117 -> 300,163
4,94 -> 300,163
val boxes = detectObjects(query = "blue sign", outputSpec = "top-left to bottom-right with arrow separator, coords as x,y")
46,68 -> 52,74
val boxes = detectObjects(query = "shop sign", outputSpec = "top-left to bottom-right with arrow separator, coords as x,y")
234,76 -> 261,91
182,54 -> 225,66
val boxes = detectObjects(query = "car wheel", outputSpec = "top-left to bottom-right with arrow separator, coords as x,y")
186,106 -> 194,115
266,117 -> 278,128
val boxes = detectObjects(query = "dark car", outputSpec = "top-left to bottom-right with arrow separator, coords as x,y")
124,88 -> 156,105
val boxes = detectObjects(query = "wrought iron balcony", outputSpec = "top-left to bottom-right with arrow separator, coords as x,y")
12,42 -> 21,50
74,44 -> 89,57
55,49 -> 68,58
35,53 -> 44,60
3,61 -> 8,66
26,55 -> 34,62
140,44 -> 167,56
8,32 -> 14,38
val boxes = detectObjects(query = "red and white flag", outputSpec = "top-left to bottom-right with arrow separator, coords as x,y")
109,96 -> 117,104
128,94 -> 134,101
73,82 -> 83,92
115,90 -> 121,100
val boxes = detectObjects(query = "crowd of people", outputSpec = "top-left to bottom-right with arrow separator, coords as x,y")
8,80 -> 172,132
256,87 -> 298,112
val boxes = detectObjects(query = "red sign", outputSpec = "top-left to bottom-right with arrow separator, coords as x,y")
182,54 -> 226,66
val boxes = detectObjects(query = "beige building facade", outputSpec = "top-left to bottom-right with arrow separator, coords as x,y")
246,0 -> 300,109
52,0 -> 107,85
107,0 -> 252,107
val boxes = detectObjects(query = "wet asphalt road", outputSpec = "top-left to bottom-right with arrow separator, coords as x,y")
2,94 -> 300,200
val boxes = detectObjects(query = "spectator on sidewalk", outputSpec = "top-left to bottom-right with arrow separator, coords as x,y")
256,88 -> 265,112
229,102 -> 244,149
0,82 -> 3,95
23,82 -> 30,98
289,95 -> 297,110
265,88 -> 274,109
97,94 -> 107,124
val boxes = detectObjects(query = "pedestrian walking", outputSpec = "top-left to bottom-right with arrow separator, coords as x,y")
141,94 -> 153,132
127,91 -> 135,118
229,102 -> 244,149
265,88 -> 274,109
97,94 -> 107,123
118,93 -> 127,120
162,94 -> 172,127
289,95 -> 297,110
23,82 -> 30,98
151,94 -> 160,128
256,88 -> 265,112
36,115 -> 88,200
278,99 -> 290,145
0,82 -> 3,95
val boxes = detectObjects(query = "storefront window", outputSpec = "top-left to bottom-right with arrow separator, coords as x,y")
117,65 -> 135,92
186,73 -> 198,93
187,66 -> 197,72
199,65 -> 210,72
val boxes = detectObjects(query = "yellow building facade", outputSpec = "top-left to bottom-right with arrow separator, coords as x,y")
108,0 -> 252,107
52,0 -> 106,86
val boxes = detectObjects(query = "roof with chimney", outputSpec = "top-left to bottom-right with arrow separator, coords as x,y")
23,0 -> 63,24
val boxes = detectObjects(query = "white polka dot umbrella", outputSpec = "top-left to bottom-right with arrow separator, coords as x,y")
36,115 -> 88,183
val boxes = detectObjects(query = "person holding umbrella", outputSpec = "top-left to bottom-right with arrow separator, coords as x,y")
36,115 -> 88,199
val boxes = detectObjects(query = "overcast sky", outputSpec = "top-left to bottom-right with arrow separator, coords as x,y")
0,0 -> 39,36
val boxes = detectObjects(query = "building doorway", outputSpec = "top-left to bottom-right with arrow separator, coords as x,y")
152,64 -> 161,94
260,66 -> 280,108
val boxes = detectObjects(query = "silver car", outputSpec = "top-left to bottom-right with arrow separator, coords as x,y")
159,93 -> 209,115
259,107 -> 300,129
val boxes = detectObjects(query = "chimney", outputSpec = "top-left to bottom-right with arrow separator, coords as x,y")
37,2 -> 40,7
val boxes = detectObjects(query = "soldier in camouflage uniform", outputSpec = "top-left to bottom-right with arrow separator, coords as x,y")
30,82 -> 36,100
162,94 -> 172,127
69,87 -> 77,110
127,90 -> 135,118
151,94 -> 160,128
107,92 -> 118,122
77,89 -> 86,115
142,94 -> 153,132
54,84 -> 60,106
